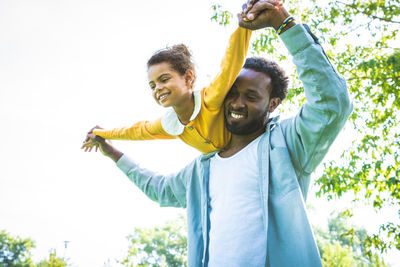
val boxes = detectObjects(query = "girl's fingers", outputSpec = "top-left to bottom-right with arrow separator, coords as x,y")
242,3 -> 248,13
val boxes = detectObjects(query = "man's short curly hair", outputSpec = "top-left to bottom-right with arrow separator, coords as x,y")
243,57 -> 288,101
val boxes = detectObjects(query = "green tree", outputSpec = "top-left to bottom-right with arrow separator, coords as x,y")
36,249 -> 68,267
211,0 -> 400,256
120,214 -> 388,266
321,243 -> 358,267
0,230 -> 35,267
314,212 -> 387,266
119,215 -> 187,267
0,230 -> 68,267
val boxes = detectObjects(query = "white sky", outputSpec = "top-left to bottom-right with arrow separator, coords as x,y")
0,0 -> 398,266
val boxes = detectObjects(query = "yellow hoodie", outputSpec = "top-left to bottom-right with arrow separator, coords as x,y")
93,27 -> 252,154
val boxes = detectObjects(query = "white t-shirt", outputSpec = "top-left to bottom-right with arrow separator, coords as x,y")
208,136 -> 267,266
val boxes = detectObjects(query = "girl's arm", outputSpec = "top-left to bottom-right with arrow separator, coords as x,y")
92,118 -> 176,140
203,27 -> 252,110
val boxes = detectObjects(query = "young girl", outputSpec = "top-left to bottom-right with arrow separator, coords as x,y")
85,2 -> 281,154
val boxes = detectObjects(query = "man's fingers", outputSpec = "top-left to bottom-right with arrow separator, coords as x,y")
81,130 -> 106,153
245,0 -> 280,21
244,0 -> 258,13
247,13 -> 255,21
251,1 -> 280,12
238,13 -> 256,30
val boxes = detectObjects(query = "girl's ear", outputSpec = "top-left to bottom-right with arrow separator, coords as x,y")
185,70 -> 195,88
268,97 -> 281,113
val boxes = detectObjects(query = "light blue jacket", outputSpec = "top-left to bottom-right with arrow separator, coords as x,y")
116,24 -> 353,267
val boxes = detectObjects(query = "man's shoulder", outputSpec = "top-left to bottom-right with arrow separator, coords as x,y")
266,115 -> 297,147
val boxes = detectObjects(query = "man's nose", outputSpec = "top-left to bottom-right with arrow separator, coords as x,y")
231,95 -> 246,109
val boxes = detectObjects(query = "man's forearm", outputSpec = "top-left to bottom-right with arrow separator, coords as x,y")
94,135 -> 124,163
106,147 -> 123,163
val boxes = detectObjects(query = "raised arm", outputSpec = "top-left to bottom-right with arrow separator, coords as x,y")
240,2 -> 352,176
82,133 -> 188,207
280,23 -> 352,175
205,0 -> 282,110
202,26 -> 252,110
240,0 -> 352,196
204,0 -> 286,110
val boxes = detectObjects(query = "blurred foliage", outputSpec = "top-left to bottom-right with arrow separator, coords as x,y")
314,212 -> 387,266
119,214 -> 388,266
211,4 -> 233,26
119,215 -> 187,267
0,230 -> 35,267
36,250 -> 67,267
211,0 -> 400,258
0,231 -> 67,267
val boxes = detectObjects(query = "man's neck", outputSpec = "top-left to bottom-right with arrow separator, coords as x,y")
219,128 -> 265,158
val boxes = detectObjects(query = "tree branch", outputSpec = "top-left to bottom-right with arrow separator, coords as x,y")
337,1 -> 400,24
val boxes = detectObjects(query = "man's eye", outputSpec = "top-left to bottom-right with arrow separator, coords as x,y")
161,78 -> 170,83
247,96 -> 257,101
227,90 -> 237,97
150,84 -> 155,90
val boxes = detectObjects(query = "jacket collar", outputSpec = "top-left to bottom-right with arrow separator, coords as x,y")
268,115 -> 280,131
160,90 -> 202,136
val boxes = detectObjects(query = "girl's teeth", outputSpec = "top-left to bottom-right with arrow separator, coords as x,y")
159,95 -> 167,102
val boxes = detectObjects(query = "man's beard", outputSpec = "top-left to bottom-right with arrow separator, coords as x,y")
225,109 -> 269,136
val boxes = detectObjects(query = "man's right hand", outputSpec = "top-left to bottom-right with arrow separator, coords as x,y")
238,0 -> 293,31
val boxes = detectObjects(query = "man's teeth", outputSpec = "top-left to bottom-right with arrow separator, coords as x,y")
231,112 -> 244,119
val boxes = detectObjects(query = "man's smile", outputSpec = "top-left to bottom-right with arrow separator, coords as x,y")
228,109 -> 247,121
230,111 -> 245,119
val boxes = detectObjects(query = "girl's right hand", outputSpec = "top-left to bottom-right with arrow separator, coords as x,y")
81,125 -> 103,152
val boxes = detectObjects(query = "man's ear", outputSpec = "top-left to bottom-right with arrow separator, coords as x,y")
185,70 -> 195,88
268,97 -> 281,113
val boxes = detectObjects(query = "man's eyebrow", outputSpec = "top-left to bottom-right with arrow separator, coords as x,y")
246,89 -> 261,95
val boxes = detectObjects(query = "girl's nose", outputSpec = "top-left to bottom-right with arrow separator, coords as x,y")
155,83 -> 163,92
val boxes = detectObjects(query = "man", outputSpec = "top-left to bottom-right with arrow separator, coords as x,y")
83,1 -> 352,266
